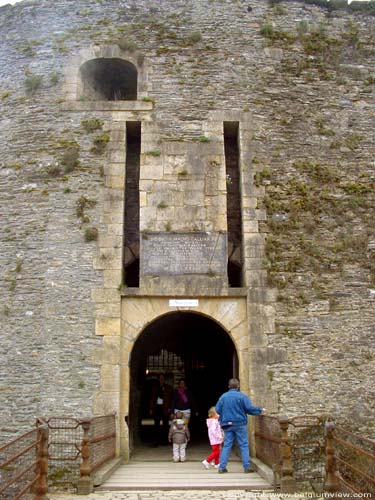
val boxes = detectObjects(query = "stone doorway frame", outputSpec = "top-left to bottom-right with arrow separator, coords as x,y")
119,295 -> 249,460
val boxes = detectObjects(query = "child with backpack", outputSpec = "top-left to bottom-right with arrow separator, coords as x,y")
168,411 -> 190,462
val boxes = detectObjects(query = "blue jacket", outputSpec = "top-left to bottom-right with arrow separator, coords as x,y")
215,389 -> 262,427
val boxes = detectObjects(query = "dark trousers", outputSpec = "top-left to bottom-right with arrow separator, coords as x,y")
154,405 -> 169,444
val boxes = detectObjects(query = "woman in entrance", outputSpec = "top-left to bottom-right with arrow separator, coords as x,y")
172,378 -> 197,425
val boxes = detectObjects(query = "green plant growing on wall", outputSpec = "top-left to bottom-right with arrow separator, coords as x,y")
157,201 -> 168,209
84,227 -> 98,242
50,72 -> 60,85
186,31 -> 202,44
24,74 -> 43,95
344,134 -> 362,151
91,133 -> 110,154
76,196 -> 97,219
15,258 -> 23,273
19,40 -> 41,57
6,161 -> 22,170
81,118 -> 103,132
61,146 -> 80,173
260,23 -> 275,39
198,136 -> 210,143
147,150 -> 161,157
117,38 -> 138,52
47,164 -> 62,177
2,91 -> 10,100
254,168 -> 271,186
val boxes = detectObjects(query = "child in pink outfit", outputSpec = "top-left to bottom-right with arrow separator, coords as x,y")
201,407 -> 224,469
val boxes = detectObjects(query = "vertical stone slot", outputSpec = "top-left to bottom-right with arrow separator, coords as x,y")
224,121 -> 243,287
123,121 -> 141,287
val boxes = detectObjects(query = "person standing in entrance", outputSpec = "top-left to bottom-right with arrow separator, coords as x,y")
201,406 -> 223,469
168,411 -> 190,462
150,373 -> 173,446
171,378 -> 197,426
215,378 -> 265,473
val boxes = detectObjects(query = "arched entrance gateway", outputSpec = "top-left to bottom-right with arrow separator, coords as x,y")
118,296 -> 252,460
129,312 -> 238,450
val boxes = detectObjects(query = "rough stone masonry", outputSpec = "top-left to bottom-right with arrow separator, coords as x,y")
0,0 -> 374,446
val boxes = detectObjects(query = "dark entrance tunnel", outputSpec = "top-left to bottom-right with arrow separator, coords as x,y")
129,312 -> 238,450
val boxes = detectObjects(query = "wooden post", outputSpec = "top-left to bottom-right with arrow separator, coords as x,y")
77,418 -> 93,495
324,422 -> 341,493
279,416 -> 296,493
33,425 -> 49,500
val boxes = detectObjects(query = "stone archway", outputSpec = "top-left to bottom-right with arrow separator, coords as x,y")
128,311 -> 238,449
119,296 -> 249,459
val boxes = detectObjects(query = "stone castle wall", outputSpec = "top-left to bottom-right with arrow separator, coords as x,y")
0,0 -> 374,442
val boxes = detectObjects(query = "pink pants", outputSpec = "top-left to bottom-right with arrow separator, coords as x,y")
205,443 -> 220,465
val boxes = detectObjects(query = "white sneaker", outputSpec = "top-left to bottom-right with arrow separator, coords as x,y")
214,464 -> 220,469
201,460 -> 210,469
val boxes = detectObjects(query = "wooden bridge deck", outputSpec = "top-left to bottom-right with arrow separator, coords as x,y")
97,443 -> 272,491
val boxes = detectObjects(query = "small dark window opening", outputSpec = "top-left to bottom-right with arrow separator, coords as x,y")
224,122 -> 243,287
79,58 -> 137,101
123,122 -> 141,287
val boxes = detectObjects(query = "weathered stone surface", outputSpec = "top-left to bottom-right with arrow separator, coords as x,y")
0,0 -> 374,445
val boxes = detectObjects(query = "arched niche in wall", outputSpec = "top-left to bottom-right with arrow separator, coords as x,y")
78,57 -> 138,101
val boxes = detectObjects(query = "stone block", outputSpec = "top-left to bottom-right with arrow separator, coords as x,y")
96,317 -> 121,336
103,269 -> 122,288
93,392 -> 120,416
92,288 -> 120,303
245,270 -> 267,288
106,223 -> 124,236
91,336 -> 121,365
139,180 -> 154,192
107,163 -> 125,176
243,220 -> 259,233
95,302 -> 121,318
104,175 -> 125,189
140,163 -> 163,180
101,364 -> 120,392
139,191 -> 147,207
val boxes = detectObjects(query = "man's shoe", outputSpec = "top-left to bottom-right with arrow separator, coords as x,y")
218,468 -> 228,473
244,467 -> 255,473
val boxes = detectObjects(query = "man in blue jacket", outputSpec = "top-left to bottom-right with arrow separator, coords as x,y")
215,378 -> 265,473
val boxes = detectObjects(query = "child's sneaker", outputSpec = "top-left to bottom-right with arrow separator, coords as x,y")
201,459 -> 210,469
214,464 -> 220,469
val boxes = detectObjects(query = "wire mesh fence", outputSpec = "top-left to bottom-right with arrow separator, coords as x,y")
37,417 -> 83,491
333,425 -> 375,496
89,414 -> 116,473
0,426 -> 47,500
289,415 -> 327,489
36,414 -> 116,491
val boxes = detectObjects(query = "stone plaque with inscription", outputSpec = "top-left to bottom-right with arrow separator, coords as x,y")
141,232 -> 227,276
